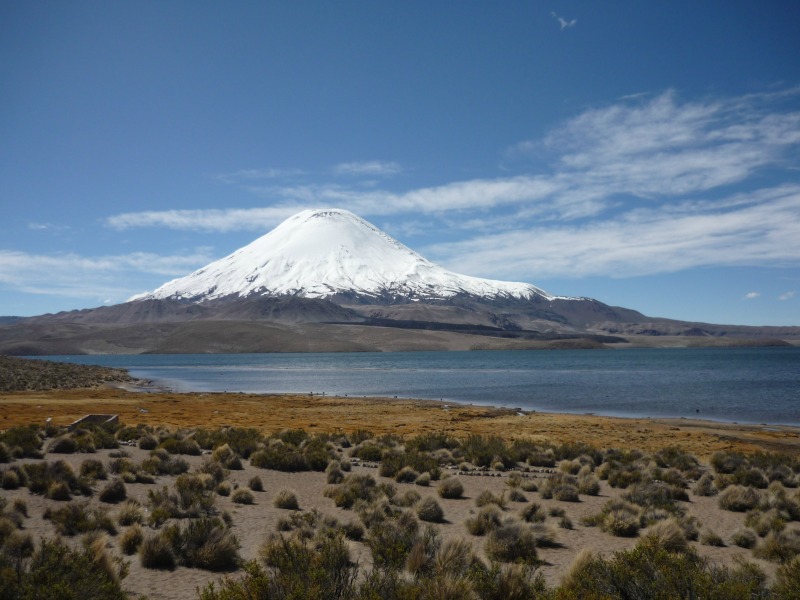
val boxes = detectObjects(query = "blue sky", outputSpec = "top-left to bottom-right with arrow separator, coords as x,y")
1,2 -> 799,325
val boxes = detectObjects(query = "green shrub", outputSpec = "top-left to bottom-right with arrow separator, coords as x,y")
274,490 -> 299,510
0,425 -> 43,458
1,469 -> 20,490
559,537 -> 767,599
169,517 -> 240,571
47,481 -> 72,501
485,521 -> 539,564
98,479 -> 127,504
365,512 -> 420,570
116,500 -> 143,526
754,528 -> 800,563
773,555 -> 800,598
138,434 -> 158,450
48,436 -> 78,454
232,489 -> 255,505
43,502 -> 116,537
719,485 -> 762,512
475,489 -> 506,509
120,524 -> 144,555
700,528 -> 725,547
395,466 -> 419,483
325,460 -> 344,484
250,445 -> 309,472
693,473 -> 717,496
324,473 -> 378,509
437,477 -> 464,499
417,496 -> 445,523
222,533 -> 356,600
211,443 -> 243,470
79,458 -> 107,480
521,502 -> 546,523
465,506 -> 503,536
540,471 -> 579,500
732,528 -> 758,549
20,537 -> 127,600
139,533 -> 176,570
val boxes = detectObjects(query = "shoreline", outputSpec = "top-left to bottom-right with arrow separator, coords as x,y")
2,386 -> 800,457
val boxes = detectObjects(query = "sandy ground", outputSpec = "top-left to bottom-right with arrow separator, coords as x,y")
2,388 -> 799,599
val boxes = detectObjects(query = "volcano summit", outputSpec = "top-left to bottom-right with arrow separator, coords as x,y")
133,208 -> 562,304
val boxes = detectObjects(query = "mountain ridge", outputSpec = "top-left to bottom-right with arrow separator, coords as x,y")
1,208 -> 798,355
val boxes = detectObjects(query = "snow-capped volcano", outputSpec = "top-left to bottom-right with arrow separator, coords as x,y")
133,209 -> 559,303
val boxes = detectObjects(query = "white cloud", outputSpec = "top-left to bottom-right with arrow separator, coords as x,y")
744,292 -> 761,300
0,249 -> 214,300
551,12 -> 577,30
779,291 -> 796,300
333,160 -> 403,177
423,185 -> 800,280
103,88 -> 800,280
107,206 -> 306,232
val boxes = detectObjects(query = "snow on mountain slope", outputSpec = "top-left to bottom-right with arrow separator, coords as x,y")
132,209 -> 565,303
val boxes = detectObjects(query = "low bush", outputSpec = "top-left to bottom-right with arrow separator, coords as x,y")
274,490 -> 299,510
699,528 -> 725,547
44,502 -> 116,537
211,443 -> 243,470
116,500 -> 144,526
640,518 -> 688,553
250,445 -> 309,472
168,517 -> 240,571
365,511 -> 421,570
719,485 -> 762,512
754,528 -> 800,563
79,458 -> 107,480
324,473 -> 378,509
139,533 -> 176,570
232,489 -> 255,505
485,521 -> 539,564
475,489 -> 506,508
465,506 -> 503,536
248,475 -> 264,491
98,479 -> 127,504
732,528 -> 758,549
693,473 -> 717,496
773,555 -> 800,597
559,537 -> 768,599
437,477 -> 464,499
325,460 -> 345,484
417,496 -> 445,523
120,524 -> 144,555
415,472 -> 431,487
521,502 -> 546,523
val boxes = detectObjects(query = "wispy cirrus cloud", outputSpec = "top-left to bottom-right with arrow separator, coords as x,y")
779,291 -> 796,301
744,292 -> 761,300
0,249 -> 214,300
332,160 -> 403,177
551,12 -> 577,30
105,88 -> 800,280
424,185 -> 800,279
107,206 -> 306,232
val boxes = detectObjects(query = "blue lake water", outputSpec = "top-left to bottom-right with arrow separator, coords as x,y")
39,347 -> 800,426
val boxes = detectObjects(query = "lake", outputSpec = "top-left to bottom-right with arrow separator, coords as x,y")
39,347 -> 800,426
